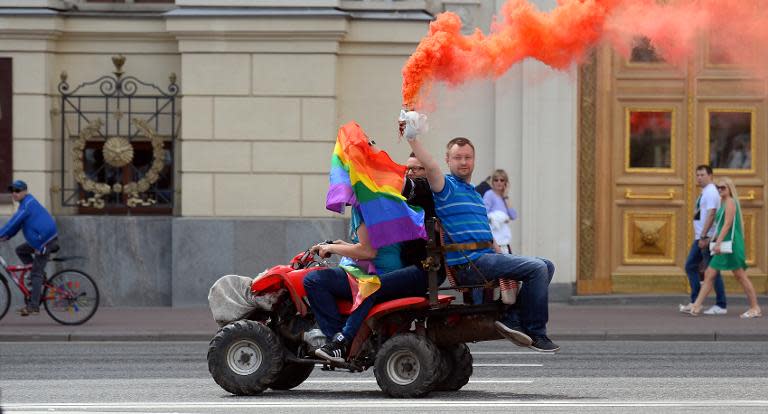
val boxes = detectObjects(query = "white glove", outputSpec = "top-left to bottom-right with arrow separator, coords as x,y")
399,110 -> 428,141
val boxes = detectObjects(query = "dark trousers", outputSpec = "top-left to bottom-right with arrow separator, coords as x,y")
15,242 -> 51,310
684,240 -> 726,308
453,253 -> 555,337
304,265 -> 434,340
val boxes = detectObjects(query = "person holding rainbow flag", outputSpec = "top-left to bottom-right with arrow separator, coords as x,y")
304,121 -> 440,364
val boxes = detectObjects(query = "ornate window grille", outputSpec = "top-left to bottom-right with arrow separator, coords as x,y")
57,55 -> 179,214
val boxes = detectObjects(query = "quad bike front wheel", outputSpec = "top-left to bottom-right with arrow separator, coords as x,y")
434,343 -> 473,391
373,333 -> 442,398
207,320 -> 284,395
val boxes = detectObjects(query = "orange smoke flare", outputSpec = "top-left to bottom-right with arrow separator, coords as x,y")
402,0 -> 623,108
402,0 -> 768,109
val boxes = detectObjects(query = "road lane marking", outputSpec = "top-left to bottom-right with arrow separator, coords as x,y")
299,379 -> 534,384
313,363 -> 541,368
473,363 -> 543,367
471,351 -> 554,355
6,400 -> 768,410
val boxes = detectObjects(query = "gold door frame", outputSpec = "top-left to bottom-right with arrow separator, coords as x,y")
704,107 -> 757,175
624,107 -> 677,174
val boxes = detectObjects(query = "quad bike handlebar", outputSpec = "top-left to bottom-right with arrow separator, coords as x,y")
289,240 -> 335,270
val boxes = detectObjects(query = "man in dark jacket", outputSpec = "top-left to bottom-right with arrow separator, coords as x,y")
0,180 -> 59,316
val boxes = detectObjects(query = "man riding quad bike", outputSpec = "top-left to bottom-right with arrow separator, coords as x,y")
207,223 -> 524,398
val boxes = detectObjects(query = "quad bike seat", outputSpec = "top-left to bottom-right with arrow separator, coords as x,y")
336,295 -> 454,320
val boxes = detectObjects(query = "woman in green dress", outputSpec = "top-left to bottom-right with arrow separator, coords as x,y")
690,177 -> 761,318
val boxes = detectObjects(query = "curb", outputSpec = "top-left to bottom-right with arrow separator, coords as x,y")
567,294 -> 768,306
0,332 -> 213,342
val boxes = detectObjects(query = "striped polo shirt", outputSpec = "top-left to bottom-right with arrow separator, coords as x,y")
433,174 -> 494,266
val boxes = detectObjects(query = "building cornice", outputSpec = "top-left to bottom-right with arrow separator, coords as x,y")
164,7 -> 347,19
175,0 -> 340,6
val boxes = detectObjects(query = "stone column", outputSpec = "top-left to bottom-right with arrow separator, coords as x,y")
492,0 -> 578,294
0,9 -> 60,211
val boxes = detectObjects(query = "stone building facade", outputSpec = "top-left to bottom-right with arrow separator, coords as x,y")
0,0 -> 581,306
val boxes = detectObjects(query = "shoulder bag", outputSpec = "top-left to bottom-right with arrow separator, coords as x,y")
710,209 -> 736,254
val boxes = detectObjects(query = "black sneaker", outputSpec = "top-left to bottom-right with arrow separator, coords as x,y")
315,333 -> 348,363
529,335 -> 560,353
494,320 -> 533,347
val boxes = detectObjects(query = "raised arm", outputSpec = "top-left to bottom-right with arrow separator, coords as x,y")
407,137 -> 445,193
400,112 -> 445,193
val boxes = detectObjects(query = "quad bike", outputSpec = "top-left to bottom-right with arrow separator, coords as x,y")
207,223 -> 509,398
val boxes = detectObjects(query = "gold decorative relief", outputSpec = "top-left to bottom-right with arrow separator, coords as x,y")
739,190 -> 757,201
624,188 -> 675,200
578,51 -> 598,282
624,212 -> 676,264
72,118 -> 165,209
103,136 -> 134,167
743,212 -> 756,266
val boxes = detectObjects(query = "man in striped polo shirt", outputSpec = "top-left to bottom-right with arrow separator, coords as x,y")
402,116 -> 559,352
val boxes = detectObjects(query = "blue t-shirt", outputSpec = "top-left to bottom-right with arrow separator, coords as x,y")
339,207 -> 403,275
433,174 -> 494,266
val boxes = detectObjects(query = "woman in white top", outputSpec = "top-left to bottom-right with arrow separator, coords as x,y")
483,169 -> 518,254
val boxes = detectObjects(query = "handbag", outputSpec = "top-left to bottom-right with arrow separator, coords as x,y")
711,240 -> 733,255
710,210 -> 736,254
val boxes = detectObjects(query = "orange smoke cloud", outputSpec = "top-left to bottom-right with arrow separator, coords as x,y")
402,0 -> 768,109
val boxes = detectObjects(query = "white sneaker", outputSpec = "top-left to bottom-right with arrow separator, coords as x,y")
703,305 -> 728,315
679,303 -> 693,313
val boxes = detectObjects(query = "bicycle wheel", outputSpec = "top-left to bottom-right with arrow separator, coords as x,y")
43,269 -> 100,325
0,277 -> 10,321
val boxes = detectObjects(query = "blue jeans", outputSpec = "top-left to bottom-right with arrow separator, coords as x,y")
303,265 -> 432,340
453,253 -> 554,337
684,240 -> 726,308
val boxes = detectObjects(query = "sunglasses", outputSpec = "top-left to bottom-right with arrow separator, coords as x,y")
407,166 -> 425,172
716,185 -> 727,191
10,188 -> 23,193
493,178 -> 507,182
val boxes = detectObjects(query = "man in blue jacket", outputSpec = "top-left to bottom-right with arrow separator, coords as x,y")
0,180 -> 59,316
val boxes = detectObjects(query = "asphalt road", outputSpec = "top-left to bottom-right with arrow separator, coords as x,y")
1,340 -> 767,413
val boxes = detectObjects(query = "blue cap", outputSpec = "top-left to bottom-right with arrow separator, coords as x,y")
8,180 -> 27,192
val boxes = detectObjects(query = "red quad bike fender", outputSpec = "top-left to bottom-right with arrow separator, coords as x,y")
250,264 -> 327,316
346,295 -> 455,359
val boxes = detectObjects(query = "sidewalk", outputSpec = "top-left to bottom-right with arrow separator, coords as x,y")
0,302 -> 766,342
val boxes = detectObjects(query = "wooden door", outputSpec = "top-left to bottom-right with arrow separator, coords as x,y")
579,38 -> 767,294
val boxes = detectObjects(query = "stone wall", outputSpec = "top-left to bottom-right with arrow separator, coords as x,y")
1,0 -> 581,291
0,216 -> 347,307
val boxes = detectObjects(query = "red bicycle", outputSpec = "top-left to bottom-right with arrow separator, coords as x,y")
0,252 -> 100,325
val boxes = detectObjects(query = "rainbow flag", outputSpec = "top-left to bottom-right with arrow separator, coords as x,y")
340,263 -> 381,311
327,122 -> 426,310
327,121 -> 426,248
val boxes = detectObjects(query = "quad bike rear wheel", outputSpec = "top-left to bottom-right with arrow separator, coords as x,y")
373,333 -> 442,398
207,320 -> 284,395
434,343 -> 473,391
